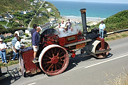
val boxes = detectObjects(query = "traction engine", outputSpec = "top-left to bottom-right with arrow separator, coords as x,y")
20,8 -> 111,76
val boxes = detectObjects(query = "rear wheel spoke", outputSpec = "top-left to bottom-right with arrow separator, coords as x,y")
44,64 -> 49,69
47,61 -> 52,64
56,64 -> 61,69
55,64 -> 57,70
60,55 -> 65,59
47,64 -> 53,71
47,51 -> 51,57
56,52 -> 59,57
58,62 -> 63,65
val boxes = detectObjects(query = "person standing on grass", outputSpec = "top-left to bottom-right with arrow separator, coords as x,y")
99,21 -> 106,38
11,33 -> 19,60
12,37 -> 24,60
0,38 -> 7,64
32,27 -> 41,63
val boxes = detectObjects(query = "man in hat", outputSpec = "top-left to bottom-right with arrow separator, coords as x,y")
99,21 -> 106,38
0,38 -> 7,64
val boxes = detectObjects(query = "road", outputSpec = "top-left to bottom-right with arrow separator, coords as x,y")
1,37 -> 128,85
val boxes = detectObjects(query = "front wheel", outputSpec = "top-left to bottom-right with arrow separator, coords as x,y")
95,42 -> 110,59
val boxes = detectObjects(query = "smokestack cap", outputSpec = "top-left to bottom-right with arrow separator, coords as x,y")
80,8 -> 86,13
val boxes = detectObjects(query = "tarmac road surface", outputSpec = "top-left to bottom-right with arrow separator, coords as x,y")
1,37 -> 128,85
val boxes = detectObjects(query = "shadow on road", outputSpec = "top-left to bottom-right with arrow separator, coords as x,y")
0,67 -> 21,85
65,53 -> 93,72
65,53 -> 113,72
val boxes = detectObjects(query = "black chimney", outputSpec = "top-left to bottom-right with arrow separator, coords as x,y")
80,8 -> 87,37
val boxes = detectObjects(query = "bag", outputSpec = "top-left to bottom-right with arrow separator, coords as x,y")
20,47 -> 33,53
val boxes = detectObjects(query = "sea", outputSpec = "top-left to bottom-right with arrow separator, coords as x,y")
47,1 -> 128,19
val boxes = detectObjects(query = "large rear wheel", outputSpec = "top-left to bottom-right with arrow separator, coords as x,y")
39,45 -> 69,76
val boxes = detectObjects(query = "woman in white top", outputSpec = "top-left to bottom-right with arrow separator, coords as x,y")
0,38 -> 7,63
60,21 -> 66,28
12,37 -> 22,60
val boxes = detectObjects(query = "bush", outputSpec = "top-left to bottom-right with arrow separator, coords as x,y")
25,33 -> 29,37
91,10 -> 128,32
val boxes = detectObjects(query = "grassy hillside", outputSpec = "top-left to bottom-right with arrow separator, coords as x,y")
105,10 -> 128,31
31,1 -> 61,25
0,1 -> 61,33
92,10 -> 128,32
45,1 -> 60,18
0,0 -> 33,13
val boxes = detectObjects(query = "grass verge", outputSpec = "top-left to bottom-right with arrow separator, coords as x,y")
105,31 -> 128,41
106,72 -> 128,85
0,60 -> 18,67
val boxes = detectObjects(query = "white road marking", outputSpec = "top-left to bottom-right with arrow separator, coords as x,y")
84,53 -> 128,69
27,82 -> 36,85
67,53 -> 128,72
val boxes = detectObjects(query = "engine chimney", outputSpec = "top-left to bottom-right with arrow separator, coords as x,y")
80,8 -> 87,36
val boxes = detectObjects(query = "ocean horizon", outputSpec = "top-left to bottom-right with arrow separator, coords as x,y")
48,1 -> 128,19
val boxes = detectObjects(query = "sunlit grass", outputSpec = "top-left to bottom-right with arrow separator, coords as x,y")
106,72 -> 128,85
0,60 -> 19,67
105,31 -> 128,41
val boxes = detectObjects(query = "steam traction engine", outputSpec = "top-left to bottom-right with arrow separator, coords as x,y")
20,9 -> 111,76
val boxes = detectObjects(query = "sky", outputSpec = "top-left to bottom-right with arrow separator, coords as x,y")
46,0 -> 128,4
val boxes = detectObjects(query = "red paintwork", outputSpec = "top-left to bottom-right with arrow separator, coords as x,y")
59,37 -> 65,46
50,54 -> 59,64
71,52 -> 76,58
21,31 -> 85,75
59,32 -> 84,46
96,37 -> 105,49
43,34 -> 59,47
22,50 -> 41,74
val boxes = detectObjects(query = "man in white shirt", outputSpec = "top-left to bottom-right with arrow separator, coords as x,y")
99,21 -> 106,38
0,38 -> 7,63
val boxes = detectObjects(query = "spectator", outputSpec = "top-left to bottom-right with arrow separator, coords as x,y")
57,23 -> 61,28
66,19 -> 72,30
60,21 -> 66,29
0,38 -> 7,64
99,21 -> 106,38
12,37 -> 24,60
32,27 -> 41,63
0,33 -> 4,39
31,24 -> 37,38
11,33 -> 19,60
15,31 -> 20,36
